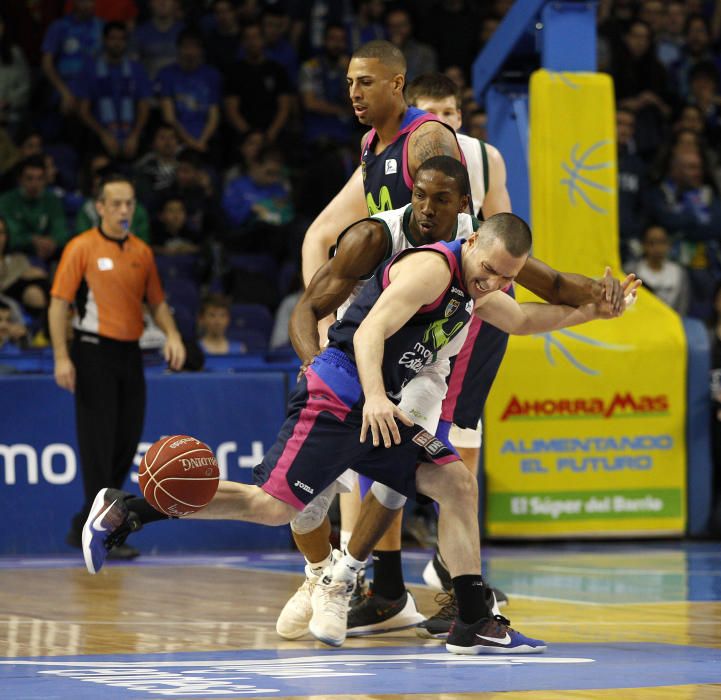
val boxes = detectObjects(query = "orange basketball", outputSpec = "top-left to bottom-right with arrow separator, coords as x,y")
138,435 -> 219,517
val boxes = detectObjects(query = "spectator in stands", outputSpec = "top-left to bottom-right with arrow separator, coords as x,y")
0,299 -> 21,354
68,0 -> 139,25
286,0 -> 353,62
687,61 -> 721,146
160,149 -> 219,236
133,122 -> 179,206
466,109 -> 488,141
224,23 -> 293,146
223,129 -> 265,186
656,0 -> 686,69
299,24 -> 353,146
75,155 -> 150,242
77,21 -> 152,160
646,146 -> 721,247
152,196 -> 200,255
131,0 -> 183,79
41,0 -> 103,116
222,146 -> 299,262
204,0 -> 241,76
617,108 -> 648,261
0,214 -> 48,324
348,0 -> 386,51
157,29 -> 221,155
222,146 -> 293,233
610,19 -> 672,157
260,7 -> 299,87
0,155 -> 67,262
628,224 -> 690,314
672,14 -> 719,99
385,8 -> 437,83
0,292 -> 28,346
198,293 -> 246,355
0,13 -> 31,133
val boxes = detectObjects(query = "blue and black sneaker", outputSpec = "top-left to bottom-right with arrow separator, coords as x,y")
82,488 -> 142,574
445,614 -> 546,655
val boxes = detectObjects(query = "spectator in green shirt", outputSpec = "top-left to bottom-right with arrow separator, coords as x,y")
0,155 -> 67,261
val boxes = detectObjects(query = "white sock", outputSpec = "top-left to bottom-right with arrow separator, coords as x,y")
333,551 -> 366,583
307,546 -> 333,577
340,529 -> 352,552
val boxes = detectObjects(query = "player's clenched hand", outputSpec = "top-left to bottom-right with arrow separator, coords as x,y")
361,394 -> 414,448
594,273 -> 642,319
54,357 -> 76,393
589,266 -> 624,315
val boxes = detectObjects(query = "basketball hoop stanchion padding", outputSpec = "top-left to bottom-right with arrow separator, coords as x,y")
482,70 -> 688,539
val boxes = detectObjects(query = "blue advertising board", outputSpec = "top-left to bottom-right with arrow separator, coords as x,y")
0,373 -> 292,554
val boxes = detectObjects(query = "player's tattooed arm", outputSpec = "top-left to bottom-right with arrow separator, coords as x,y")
516,258 -> 626,316
407,121 -> 462,179
290,221 -> 390,365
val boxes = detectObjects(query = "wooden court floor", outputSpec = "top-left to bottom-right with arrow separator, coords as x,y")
1,541 -> 720,699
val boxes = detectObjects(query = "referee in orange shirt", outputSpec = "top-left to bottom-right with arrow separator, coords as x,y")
49,174 -> 185,558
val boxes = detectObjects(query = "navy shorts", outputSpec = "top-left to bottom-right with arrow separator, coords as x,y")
440,285 -> 514,428
253,348 -> 459,509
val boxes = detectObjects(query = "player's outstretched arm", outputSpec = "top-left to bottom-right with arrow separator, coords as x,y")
517,260 -> 625,315
301,166 -> 368,287
475,273 -> 640,335
407,120 -> 462,179
290,221 -> 390,364
354,253 -> 451,448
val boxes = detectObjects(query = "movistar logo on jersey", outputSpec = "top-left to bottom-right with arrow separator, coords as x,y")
423,317 -> 465,353
398,316 -> 465,372
367,186 -> 394,214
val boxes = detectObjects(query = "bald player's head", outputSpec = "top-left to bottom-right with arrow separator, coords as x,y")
347,40 -> 407,126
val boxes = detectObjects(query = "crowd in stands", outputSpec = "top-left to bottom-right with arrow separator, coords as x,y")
2,0 -> 721,370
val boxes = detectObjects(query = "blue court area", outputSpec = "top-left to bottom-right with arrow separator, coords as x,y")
2,643 -> 721,699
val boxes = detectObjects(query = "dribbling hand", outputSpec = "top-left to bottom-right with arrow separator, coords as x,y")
360,394 -> 414,448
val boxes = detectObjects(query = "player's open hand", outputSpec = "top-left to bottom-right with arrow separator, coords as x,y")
361,394 -> 414,448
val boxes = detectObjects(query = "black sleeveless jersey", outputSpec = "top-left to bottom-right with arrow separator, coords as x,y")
328,239 -> 473,401
361,106 -> 456,214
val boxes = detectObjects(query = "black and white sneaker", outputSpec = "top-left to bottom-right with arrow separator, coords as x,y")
446,614 -> 546,655
346,588 -> 425,636
82,488 -> 142,574
416,591 -> 457,639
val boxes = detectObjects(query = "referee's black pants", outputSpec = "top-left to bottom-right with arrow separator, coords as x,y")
70,333 -> 145,535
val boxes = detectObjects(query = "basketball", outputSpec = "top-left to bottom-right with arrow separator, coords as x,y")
138,435 -> 220,517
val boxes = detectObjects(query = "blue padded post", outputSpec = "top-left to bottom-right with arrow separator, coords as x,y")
540,2 -> 597,71
684,317 -> 714,536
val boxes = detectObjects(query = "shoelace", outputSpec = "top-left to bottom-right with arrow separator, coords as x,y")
432,591 -> 458,621
105,511 -> 142,550
317,581 -> 352,620
492,614 -> 515,632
